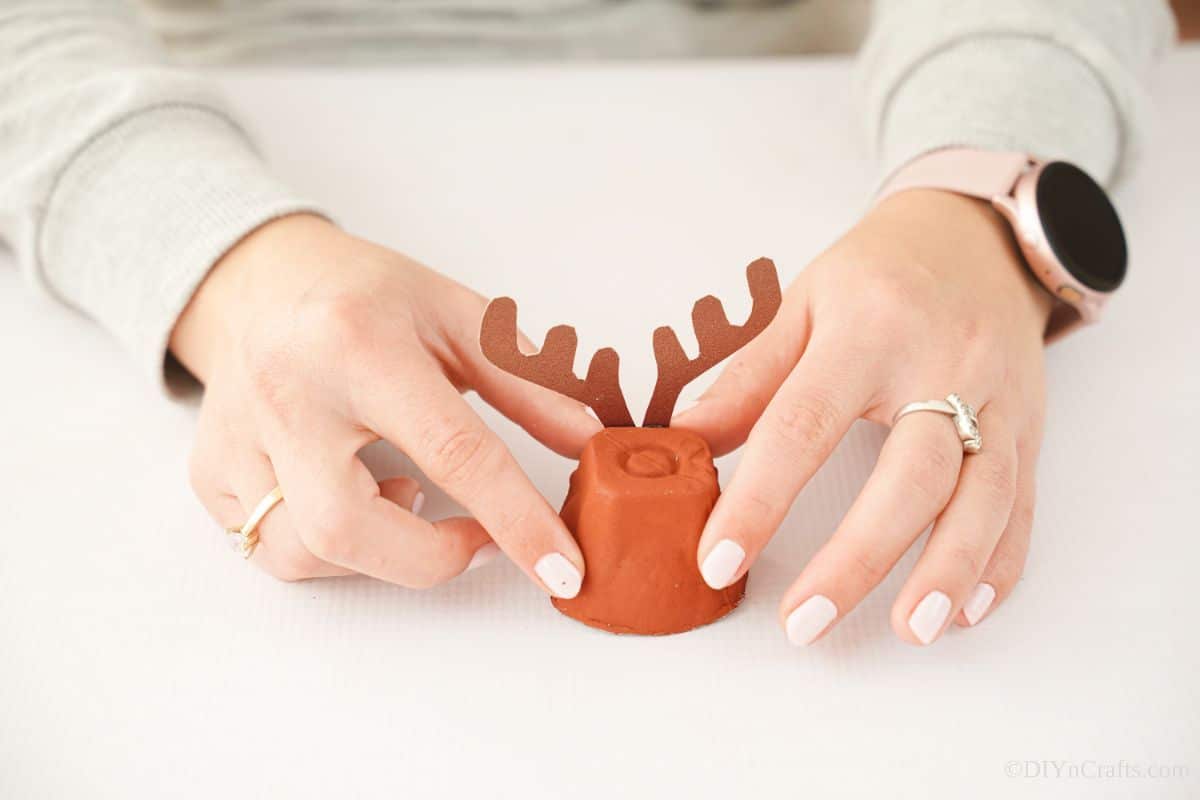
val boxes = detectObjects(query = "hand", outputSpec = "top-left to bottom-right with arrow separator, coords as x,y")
676,190 -> 1054,646
171,214 -> 600,592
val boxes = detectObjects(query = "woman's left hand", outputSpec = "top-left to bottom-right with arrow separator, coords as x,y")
675,189 -> 1054,646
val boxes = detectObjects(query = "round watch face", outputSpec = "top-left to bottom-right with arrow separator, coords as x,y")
1035,161 -> 1127,292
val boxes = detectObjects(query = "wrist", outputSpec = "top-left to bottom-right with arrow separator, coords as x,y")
867,189 -> 1055,333
169,213 -> 338,382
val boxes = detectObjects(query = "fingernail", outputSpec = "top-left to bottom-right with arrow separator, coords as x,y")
785,595 -> 838,646
465,542 -> 500,573
700,539 -> 746,589
534,553 -> 583,599
962,582 -> 996,626
411,491 -> 426,517
909,590 -> 952,644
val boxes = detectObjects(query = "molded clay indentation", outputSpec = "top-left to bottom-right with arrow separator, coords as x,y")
620,446 -> 679,478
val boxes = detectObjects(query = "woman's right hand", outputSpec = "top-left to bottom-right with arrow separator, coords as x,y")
170,214 -> 600,594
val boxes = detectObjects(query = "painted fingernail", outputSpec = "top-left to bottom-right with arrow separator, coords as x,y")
785,595 -> 838,646
962,582 -> 996,626
465,542 -> 500,573
534,553 -> 583,599
700,539 -> 746,589
411,491 -> 426,517
909,590 -> 952,644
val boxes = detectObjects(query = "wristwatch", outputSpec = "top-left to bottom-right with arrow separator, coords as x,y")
875,147 -> 1128,340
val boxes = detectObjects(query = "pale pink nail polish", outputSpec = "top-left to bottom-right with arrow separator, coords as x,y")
963,583 -> 996,626
909,591 -> 952,644
534,553 -> 582,599
785,595 -> 838,646
699,539 -> 745,589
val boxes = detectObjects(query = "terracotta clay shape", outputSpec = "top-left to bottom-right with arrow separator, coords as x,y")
553,427 -> 745,634
480,258 -> 782,635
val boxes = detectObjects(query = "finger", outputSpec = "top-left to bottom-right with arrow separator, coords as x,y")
359,368 -> 584,598
378,476 -> 424,516
186,420 -> 349,579
776,411 -> 964,645
671,291 -> 810,456
954,433 -> 1039,627
891,410 -> 1017,645
232,452 -> 354,581
442,290 -> 602,458
696,341 -> 875,592
194,485 -> 244,541
264,419 -> 496,589
188,395 -> 239,515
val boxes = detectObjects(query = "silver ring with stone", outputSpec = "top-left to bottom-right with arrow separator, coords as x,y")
892,393 -> 983,454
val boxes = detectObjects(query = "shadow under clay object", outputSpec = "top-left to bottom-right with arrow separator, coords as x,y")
480,258 -> 781,635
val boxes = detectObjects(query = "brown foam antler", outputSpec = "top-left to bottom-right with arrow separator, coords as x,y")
480,297 -> 635,428
642,258 -> 782,427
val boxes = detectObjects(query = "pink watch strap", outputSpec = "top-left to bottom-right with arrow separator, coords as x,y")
875,148 -> 1033,205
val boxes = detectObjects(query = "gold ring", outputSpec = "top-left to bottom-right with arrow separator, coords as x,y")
226,485 -> 284,559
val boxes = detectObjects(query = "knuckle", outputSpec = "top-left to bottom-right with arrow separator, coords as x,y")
865,296 -> 914,339
423,424 -> 501,489
301,504 -> 358,563
485,499 -> 539,546
245,344 -> 301,419
905,446 -> 958,508
985,549 -> 1028,596
1006,496 -> 1036,538
851,273 -> 924,335
404,575 -> 439,591
768,391 -> 843,456
309,294 -> 377,350
975,455 -> 1016,505
944,541 -> 986,578
404,566 -> 454,591
848,546 -> 889,589
719,357 -> 762,399
953,317 -> 1004,362
985,517 -> 1034,595
266,553 -> 317,583
742,487 -> 783,531
187,447 -> 213,497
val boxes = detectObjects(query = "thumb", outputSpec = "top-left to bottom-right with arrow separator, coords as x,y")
446,291 -> 602,458
470,326 -> 603,458
672,297 -> 810,456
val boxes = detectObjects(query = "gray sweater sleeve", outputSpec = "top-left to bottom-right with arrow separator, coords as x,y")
0,1 -> 1176,395
858,0 -> 1176,188
0,1 -> 323,391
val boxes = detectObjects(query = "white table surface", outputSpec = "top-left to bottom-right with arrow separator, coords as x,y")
3,50 -> 1198,800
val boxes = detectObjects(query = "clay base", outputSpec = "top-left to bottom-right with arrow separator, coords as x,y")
552,427 -> 747,635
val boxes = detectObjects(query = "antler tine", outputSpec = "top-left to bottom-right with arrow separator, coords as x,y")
540,325 -> 580,374
642,258 -> 782,427
479,297 -> 523,368
691,295 -> 732,353
480,297 -> 634,428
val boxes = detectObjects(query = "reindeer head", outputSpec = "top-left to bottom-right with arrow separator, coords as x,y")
479,258 -> 782,427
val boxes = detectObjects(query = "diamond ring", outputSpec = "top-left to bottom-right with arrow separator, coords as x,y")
892,393 -> 983,454
226,485 -> 284,559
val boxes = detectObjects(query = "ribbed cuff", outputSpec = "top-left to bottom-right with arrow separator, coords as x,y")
857,1 -> 1174,189
37,104 -> 327,395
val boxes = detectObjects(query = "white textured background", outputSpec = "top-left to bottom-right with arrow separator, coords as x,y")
2,52 -> 1198,798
